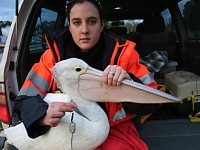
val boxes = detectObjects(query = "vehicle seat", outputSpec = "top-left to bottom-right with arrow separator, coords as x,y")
122,14 -> 178,83
109,27 -> 127,35
123,14 -> 177,61
142,14 -> 166,33
142,14 -> 177,61
136,22 -> 144,33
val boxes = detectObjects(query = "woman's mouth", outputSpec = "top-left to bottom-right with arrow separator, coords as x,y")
80,38 -> 90,42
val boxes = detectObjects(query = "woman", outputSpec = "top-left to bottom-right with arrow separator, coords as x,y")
14,0 -> 159,149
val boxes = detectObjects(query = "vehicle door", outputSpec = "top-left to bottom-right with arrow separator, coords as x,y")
0,0 -> 67,128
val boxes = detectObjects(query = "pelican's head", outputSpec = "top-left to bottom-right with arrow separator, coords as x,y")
52,58 -> 182,104
52,58 -> 103,95
52,58 -> 89,94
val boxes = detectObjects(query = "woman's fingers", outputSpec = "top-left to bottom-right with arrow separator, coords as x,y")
49,102 -> 77,112
103,65 -> 131,86
41,102 -> 77,127
49,118 -> 61,127
103,65 -> 117,85
47,111 -> 66,119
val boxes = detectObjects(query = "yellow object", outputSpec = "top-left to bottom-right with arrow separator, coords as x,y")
141,114 -> 152,124
187,95 -> 195,110
188,112 -> 200,122
158,84 -> 166,92
55,90 -> 61,93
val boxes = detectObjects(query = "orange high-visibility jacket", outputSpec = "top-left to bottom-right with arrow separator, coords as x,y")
18,27 -> 157,127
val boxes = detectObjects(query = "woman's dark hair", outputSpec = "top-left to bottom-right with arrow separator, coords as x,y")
66,0 -> 104,23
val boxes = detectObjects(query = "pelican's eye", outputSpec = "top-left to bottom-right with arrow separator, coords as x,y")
74,66 -> 85,74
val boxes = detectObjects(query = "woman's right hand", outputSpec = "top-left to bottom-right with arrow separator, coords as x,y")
38,102 -> 77,127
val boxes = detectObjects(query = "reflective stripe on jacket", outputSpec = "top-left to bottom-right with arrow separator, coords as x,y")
18,27 -> 157,127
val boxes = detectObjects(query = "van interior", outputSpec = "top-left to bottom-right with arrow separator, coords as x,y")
3,0 -> 200,149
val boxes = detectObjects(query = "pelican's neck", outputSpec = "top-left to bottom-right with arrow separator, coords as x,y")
73,95 -> 107,122
61,83 -> 107,122
58,77 -> 109,123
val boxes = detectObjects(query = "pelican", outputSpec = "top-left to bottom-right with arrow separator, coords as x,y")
2,58 -> 182,150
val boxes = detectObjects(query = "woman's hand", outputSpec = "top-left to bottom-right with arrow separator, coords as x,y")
38,102 -> 77,127
102,65 -> 131,86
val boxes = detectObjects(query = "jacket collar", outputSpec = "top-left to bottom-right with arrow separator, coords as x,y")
46,27 -> 126,68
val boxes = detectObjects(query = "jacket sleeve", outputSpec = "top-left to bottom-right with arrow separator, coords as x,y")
14,49 -> 56,138
127,47 -> 158,89
14,95 -> 50,138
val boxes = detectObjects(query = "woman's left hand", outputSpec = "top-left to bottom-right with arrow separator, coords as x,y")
102,65 -> 131,86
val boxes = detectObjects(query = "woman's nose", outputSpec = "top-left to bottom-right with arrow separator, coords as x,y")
81,23 -> 89,34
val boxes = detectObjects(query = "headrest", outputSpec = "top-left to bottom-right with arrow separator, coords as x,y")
109,27 -> 127,35
142,14 -> 166,33
136,23 -> 144,32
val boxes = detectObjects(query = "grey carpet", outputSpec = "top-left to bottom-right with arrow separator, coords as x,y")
139,118 -> 200,150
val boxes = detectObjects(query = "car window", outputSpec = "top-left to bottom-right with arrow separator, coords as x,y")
161,9 -> 172,32
0,36 -> 6,54
107,8 -> 173,34
178,0 -> 200,40
29,8 -> 57,53
106,19 -> 143,34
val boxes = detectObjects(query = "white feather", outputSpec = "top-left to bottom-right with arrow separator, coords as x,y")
4,58 -> 110,150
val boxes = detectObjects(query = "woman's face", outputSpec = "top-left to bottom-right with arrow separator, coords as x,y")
68,1 -> 104,52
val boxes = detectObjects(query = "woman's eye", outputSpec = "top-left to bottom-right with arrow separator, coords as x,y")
89,20 -> 96,24
73,21 -> 80,25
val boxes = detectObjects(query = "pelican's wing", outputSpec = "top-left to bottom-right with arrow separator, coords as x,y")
78,73 -> 182,104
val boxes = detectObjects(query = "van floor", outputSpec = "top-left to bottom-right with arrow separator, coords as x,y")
139,103 -> 200,150
1,104 -> 199,150
148,103 -> 187,120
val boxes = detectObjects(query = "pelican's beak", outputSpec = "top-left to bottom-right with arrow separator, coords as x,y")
78,66 -> 182,104
74,108 -> 90,121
